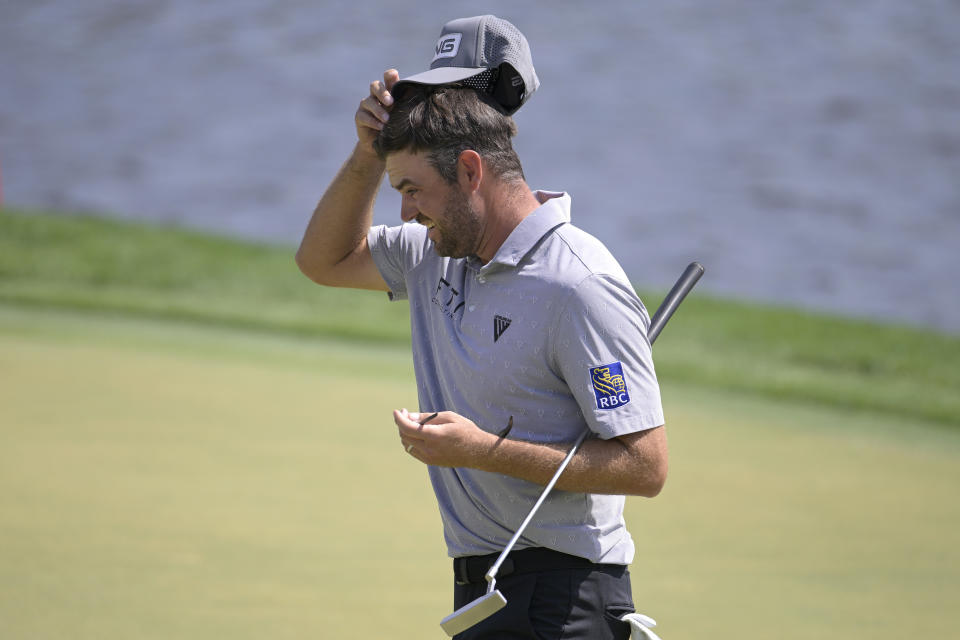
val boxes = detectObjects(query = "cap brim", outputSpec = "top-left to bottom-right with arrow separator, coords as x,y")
393,66 -> 486,91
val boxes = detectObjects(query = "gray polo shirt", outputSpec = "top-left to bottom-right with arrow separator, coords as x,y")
367,190 -> 663,564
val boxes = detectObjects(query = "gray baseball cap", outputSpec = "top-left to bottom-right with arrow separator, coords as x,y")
392,15 -> 540,115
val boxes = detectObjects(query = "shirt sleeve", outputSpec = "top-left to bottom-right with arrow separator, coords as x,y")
366,223 -> 429,301
551,273 -> 664,440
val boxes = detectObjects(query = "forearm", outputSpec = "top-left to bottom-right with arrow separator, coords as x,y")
476,431 -> 667,497
295,143 -> 385,285
395,410 -> 668,497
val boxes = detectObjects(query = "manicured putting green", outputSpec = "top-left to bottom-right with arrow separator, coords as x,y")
1,306 -> 957,639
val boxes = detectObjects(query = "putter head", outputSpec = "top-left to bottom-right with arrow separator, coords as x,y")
440,590 -> 507,637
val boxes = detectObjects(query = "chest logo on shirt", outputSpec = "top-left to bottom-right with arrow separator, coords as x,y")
432,277 -> 465,318
494,315 -> 512,342
590,362 -> 631,410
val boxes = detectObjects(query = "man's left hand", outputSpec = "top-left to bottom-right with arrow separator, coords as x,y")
393,409 -> 498,467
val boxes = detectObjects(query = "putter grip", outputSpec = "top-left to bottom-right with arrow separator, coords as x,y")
648,262 -> 704,344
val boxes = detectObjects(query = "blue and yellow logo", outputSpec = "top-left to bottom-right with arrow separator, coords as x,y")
590,362 -> 631,410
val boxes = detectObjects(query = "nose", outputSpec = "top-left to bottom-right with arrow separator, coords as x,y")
400,194 -> 419,223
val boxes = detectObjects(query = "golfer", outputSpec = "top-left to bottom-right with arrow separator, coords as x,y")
297,15 -> 667,639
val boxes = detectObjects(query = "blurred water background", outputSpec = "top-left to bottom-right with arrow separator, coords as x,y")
2,0 -> 958,332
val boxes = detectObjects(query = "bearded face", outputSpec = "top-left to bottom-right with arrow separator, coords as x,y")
425,185 -> 484,259
387,150 -> 486,260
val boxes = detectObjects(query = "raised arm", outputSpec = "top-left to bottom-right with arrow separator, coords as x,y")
294,69 -> 400,291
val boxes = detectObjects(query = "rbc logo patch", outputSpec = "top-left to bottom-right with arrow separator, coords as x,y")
590,362 -> 631,410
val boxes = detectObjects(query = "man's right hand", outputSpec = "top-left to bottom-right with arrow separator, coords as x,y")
355,69 -> 399,155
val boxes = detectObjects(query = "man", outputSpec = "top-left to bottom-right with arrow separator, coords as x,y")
296,15 -> 667,639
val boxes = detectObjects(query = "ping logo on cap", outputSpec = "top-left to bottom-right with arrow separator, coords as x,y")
433,33 -> 462,61
590,362 -> 631,410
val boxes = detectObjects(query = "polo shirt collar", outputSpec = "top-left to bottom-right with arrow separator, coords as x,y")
471,190 -> 571,273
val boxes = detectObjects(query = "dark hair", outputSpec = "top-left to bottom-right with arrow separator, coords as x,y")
373,86 -> 525,184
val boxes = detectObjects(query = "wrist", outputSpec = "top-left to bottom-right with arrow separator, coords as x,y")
353,141 -> 385,165
465,429 -> 504,471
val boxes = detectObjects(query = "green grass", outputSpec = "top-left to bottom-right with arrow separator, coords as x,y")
2,207 -> 958,426
0,308 -> 430,640
1,306 -> 957,639
1,207 -> 958,638
651,295 -> 960,425
0,207 -> 410,343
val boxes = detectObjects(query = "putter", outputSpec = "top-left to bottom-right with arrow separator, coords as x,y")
440,261 -> 704,637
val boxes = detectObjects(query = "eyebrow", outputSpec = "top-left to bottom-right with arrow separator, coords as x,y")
391,178 -> 417,192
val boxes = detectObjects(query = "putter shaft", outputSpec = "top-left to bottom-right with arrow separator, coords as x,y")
484,429 -> 588,591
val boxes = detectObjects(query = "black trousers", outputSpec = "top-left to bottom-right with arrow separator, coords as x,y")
452,548 -> 635,640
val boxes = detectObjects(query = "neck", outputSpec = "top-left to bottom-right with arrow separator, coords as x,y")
475,182 -> 541,264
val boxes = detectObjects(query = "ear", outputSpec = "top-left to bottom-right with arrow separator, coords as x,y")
456,150 -> 483,194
